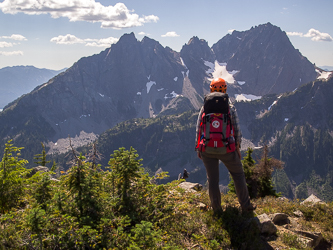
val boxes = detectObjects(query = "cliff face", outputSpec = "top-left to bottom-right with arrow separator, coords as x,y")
2,33 -> 189,142
212,23 -> 317,96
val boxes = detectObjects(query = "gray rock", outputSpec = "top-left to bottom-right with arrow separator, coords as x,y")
293,210 -> 304,217
301,194 -> 324,206
269,213 -> 289,225
255,213 -> 277,235
178,182 -> 203,192
28,166 -> 49,177
294,230 -> 323,248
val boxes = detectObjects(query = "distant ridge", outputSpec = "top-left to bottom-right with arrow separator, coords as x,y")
0,65 -> 66,108
319,65 -> 333,71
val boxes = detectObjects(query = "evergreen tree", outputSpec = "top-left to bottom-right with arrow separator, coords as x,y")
256,145 -> 283,197
229,145 -> 283,198
228,147 -> 257,198
108,147 -> 143,217
32,173 -> 53,210
34,142 -> 50,167
0,140 -> 28,213
62,140 -> 102,227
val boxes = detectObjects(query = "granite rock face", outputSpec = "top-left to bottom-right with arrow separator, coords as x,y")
212,23 -> 317,96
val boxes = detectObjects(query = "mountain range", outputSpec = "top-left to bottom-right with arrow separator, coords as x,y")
0,22 -> 333,200
0,66 -> 66,109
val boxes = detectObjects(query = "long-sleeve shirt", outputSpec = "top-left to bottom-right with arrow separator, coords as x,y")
195,100 -> 242,150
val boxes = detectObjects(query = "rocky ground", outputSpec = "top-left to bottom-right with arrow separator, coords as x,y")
46,131 -> 98,155
179,182 -> 333,250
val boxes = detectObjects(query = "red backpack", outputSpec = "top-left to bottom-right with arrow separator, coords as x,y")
196,92 -> 235,154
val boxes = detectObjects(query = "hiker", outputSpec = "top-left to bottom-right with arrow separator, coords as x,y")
195,78 -> 256,214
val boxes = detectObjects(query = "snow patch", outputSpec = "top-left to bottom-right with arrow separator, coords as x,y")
80,114 -> 91,119
238,81 -> 246,85
235,94 -> 262,102
174,77 -> 178,81
181,70 -> 189,78
229,70 -> 239,75
99,93 -> 104,97
285,118 -> 289,122
268,100 -> 278,111
157,88 -> 164,91
180,57 -> 188,69
137,92 -> 141,95
204,60 -> 238,84
146,81 -> 156,94
164,91 -> 181,99
316,69 -> 332,80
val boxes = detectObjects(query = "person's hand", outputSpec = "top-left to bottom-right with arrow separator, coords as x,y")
236,145 -> 241,159
197,151 -> 202,159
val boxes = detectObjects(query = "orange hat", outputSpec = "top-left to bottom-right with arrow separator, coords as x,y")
210,78 -> 227,93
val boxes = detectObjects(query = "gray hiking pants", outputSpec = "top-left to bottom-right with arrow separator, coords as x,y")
201,151 -> 251,212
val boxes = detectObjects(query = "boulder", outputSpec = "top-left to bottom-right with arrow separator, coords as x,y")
28,166 -> 49,177
293,210 -> 304,217
294,230 -> 323,248
178,182 -> 203,192
255,213 -> 277,235
269,213 -> 289,225
301,194 -> 324,206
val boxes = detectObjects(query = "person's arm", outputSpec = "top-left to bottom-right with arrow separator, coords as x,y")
229,104 -> 242,159
195,107 -> 204,158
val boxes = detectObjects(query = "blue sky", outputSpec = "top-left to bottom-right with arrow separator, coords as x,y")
0,0 -> 332,70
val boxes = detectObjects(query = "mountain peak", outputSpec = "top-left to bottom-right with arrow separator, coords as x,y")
117,32 -> 137,44
187,36 -> 207,46
141,36 -> 161,47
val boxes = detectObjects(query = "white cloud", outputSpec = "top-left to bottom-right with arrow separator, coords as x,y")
0,41 -> 13,48
1,34 -> 27,41
286,32 -> 303,36
50,34 -> 85,45
287,29 -> 332,42
0,0 -> 159,29
138,32 -> 149,36
304,28 -> 333,42
51,34 -> 118,47
85,37 -> 119,47
161,31 -> 179,37
0,51 -> 24,56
